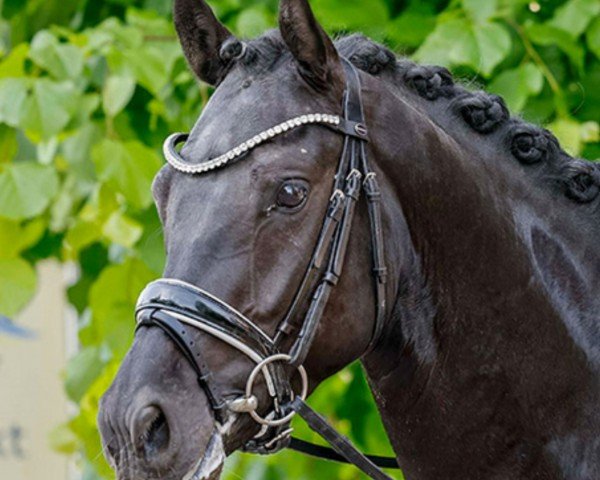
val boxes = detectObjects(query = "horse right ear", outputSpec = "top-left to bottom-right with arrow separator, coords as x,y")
279,0 -> 344,92
174,0 -> 237,85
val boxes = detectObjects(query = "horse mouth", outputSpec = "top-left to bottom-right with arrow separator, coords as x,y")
182,431 -> 225,480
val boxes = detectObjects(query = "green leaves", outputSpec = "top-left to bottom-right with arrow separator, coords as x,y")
549,118 -> 600,156
0,257 -> 36,316
0,2 -> 596,480
462,0 -> 498,24
549,0 -> 600,38
416,16 -> 512,77
314,0 -> 389,33
64,346 -> 109,402
387,10 -> 436,48
29,31 -> 84,80
473,23 -> 513,76
526,23 -> 586,71
21,79 -> 78,140
101,211 -> 143,247
92,139 -> 162,210
236,6 -> 274,38
0,218 -> 45,259
102,73 -> 136,118
0,162 -> 59,219
87,257 -> 156,356
588,17 -> 600,59
0,78 -> 28,127
489,63 -> 544,111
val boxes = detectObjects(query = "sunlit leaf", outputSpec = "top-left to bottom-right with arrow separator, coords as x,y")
549,0 -> 600,38
64,346 -> 108,402
462,0 -> 497,24
489,63 -> 544,111
20,79 -> 78,140
416,18 -> 511,76
313,0 -> 389,33
48,422 -> 79,455
588,16 -> 600,59
88,257 -> 156,355
0,217 -> 46,259
548,117 -> 597,156
473,22 -> 512,76
102,210 -> 143,247
0,257 -> 36,316
0,77 -> 28,127
0,162 -> 59,220
102,73 -> 136,118
92,139 -> 162,210
0,43 -> 29,78
30,31 -> 84,80
0,125 -> 17,165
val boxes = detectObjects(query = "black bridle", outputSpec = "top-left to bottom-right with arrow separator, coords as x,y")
135,60 -> 397,479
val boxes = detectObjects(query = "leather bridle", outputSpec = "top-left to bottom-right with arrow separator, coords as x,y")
135,60 -> 397,479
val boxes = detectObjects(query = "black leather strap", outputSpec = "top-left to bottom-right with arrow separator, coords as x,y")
276,61 -> 377,365
289,438 -> 399,470
289,398 -> 396,480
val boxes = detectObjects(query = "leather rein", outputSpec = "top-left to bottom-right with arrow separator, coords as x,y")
135,60 -> 398,479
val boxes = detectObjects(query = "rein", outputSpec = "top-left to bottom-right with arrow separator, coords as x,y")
135,60 -> 398,479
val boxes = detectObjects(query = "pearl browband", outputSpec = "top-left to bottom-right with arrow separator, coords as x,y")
163,113 -> 342,174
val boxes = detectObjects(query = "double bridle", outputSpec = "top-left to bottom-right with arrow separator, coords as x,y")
135,60 -> 397,479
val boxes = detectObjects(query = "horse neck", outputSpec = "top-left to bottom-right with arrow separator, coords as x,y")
358,77 -> 600,477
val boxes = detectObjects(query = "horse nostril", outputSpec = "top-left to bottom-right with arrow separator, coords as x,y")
133,406 -> 170,459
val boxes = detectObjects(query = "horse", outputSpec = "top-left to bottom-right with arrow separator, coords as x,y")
97,0 -> 600,479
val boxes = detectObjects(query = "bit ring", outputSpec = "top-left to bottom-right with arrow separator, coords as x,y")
244,354 -> 308,427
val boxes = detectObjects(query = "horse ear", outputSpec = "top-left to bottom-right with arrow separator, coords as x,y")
278,0 -> 344,91
174,0 -> 236,85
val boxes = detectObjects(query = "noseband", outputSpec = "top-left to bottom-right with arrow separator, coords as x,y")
135,61 -> 396,479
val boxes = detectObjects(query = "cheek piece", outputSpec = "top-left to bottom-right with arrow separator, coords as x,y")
135,60 -> 397,479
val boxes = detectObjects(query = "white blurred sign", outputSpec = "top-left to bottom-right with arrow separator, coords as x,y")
0,262 -> 71,480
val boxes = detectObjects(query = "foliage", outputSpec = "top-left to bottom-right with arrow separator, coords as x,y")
0,0 -> 598,478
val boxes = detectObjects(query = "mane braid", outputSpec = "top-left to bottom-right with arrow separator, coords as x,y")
334,34 -> 599,206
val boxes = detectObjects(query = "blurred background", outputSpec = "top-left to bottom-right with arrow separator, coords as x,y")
0,0 -> 597,479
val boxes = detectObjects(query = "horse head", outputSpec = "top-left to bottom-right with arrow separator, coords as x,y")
98,1 -> 600,479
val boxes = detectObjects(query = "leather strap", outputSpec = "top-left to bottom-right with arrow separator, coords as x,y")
289,438 -> 399,470
289,397 -> 395,480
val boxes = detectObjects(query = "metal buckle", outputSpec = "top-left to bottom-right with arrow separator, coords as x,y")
330,189 -> 345,203
354,123 -> 368,137
229,354 -> 308,427
363,172 -> 377,186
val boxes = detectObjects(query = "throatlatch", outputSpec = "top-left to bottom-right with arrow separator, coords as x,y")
135,60 -> 397,479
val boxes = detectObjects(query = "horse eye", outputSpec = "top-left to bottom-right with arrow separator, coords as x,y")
276,181 -> 309,210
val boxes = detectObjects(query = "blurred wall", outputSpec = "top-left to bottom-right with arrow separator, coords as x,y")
0,262 -> 72,480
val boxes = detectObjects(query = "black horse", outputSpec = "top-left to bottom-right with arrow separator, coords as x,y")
98,0 -> 600,479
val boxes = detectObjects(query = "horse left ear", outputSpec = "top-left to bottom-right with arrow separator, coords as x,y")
174,0 -> 236,85
279,0 -> 344,92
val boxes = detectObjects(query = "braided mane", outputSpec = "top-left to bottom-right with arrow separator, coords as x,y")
334,34 -> 600,205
